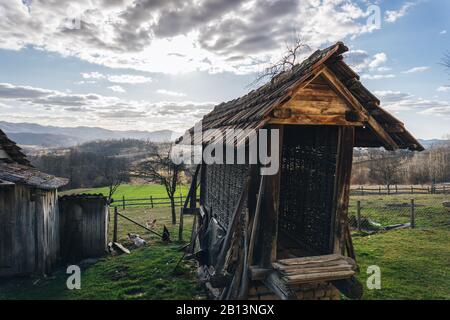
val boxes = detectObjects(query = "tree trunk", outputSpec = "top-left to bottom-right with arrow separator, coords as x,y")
170,197 -> 176,225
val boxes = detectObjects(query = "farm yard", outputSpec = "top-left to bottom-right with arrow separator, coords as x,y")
1,184 -> 449,300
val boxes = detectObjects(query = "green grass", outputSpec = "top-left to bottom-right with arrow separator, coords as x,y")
349,193 -> 450,228
63,184 -> 190,201
0,205 -> 200,300
0,245 -> 202,300
1,184 -> 449,300
354,226 -> 450,300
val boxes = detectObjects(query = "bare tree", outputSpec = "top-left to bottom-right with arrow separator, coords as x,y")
367,149 -> 407,193
101,157 -> 129,202
133,143 -> 185,225
250,33 -> 310,87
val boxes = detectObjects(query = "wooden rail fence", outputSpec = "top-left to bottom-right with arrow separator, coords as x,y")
110,193 -> 185,209
350,185 -> 449,196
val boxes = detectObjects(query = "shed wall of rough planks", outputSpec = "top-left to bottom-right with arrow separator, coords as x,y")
59,196 -> 109,263
0,185 -> 59,277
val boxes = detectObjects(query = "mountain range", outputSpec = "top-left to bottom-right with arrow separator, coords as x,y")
0,121 -> 175,147
0,121 -> 448,149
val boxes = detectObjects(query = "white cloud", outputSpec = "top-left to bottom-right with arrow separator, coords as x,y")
437,86 -> 450,92
402,66 -> 429,74
385,2 -> 416,23
81,72 -> 152,84
0,0 -> 388,75
156,89 -> 186,97
108,85 -> 125,93
361,74 -> 396,80
373,88 -> 450,118
344,50 -> 390,73
368,52 -> 387,69
440,30 -> 447,35
0,82 -> 215,131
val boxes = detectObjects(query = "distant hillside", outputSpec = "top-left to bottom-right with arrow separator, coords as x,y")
418,139 -> 450,148
0,121 -> 175,147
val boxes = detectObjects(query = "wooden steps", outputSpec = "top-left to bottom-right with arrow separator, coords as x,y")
273,254 -> 356,285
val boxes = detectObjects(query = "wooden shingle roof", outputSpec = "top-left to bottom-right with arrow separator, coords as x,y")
0,162 -> 68,190
180,42 -> 423,151
0,129 -> 31,165
0,129 -> 68,190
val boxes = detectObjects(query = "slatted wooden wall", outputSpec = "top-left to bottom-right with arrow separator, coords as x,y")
0,185 -> 59,277
59,197 -> 108,263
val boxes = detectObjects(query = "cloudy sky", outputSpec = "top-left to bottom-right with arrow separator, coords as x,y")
0,0 -> 449,138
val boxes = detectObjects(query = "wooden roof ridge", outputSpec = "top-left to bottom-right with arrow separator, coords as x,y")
0,129 -> 31,166
179,42 -> 423,151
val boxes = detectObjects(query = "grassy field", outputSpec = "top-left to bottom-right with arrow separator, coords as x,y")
1,184 -> 449,300
63,184 -> 190,201
0,206 -> 200,300
354,227 -> 450,300
349,193 -> 449,228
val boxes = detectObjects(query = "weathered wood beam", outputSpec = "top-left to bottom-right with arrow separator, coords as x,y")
263,271 -> 297,300
215,174 -> 251,273
256,125 -> 284,267
269,114 -> 363,126
330,127 -> 355,255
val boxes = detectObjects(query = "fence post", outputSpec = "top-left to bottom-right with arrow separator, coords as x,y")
395,185 -> 398,194
444,185 -> 446,195
179,193 -> 183,206
411,186 -> 414,194
122,195 -> 125,210
179,208 -> 184,242
150,195 -> 154,208
379,186 -> 381,195
410,199 -> 415,229
361,186 -> 364,196
357,200 -> 361,232
113,207 -> 118,242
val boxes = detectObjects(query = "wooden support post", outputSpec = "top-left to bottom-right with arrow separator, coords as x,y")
361,186 -> 364,196
356,201 -> 361,232
331,126 -> 355,255
379,186 -> 381,195
395,185 -> 398,194
257,125 -> 283,267
122,195 -> 125,210
150,195 -> 154,208
113,207 -> 118,243
410,199 -> 415,229
215,175 -> 251,273
411,186 -> 414,194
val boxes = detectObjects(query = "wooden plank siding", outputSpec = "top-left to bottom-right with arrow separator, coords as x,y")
0,184 -> 59,277
59,196 -> 109,263
269,73 -> 366,127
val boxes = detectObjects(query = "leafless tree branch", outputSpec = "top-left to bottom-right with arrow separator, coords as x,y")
249,33 -> 310,88
132,143 -> 185,224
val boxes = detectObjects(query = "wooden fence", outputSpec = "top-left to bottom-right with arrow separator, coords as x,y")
350,185 -> 449,196
110,193 -> 185,209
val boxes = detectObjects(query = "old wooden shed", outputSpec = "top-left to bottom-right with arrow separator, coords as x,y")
59,194 -> 109,263
0,129 -> 67,277
179,42 -> 423,300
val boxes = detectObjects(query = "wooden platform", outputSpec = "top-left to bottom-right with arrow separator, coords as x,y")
273,254 -> 356,285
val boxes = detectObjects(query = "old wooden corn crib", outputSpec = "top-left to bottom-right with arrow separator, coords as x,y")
178,42 -> 423,300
